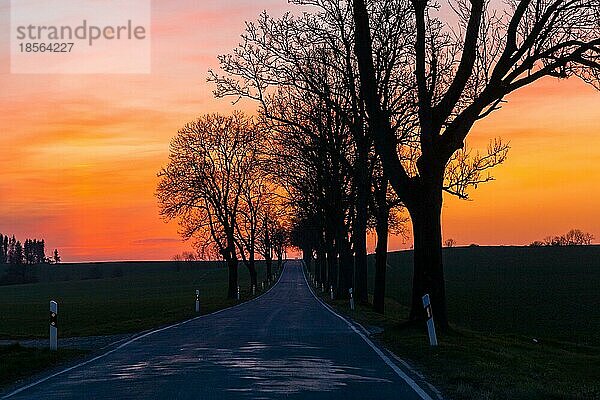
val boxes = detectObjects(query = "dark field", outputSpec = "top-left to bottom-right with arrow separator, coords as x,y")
337,245 -> 600,399
1,246 -> 598,398
370,245 -> 600,346
0,261 -> 271,339
0,344 -> 86,390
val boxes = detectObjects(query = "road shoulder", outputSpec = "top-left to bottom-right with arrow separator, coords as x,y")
301,266 -> 445,400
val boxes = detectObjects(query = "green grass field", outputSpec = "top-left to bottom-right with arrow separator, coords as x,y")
369,245 -> 600,346
0,261 -> 273,339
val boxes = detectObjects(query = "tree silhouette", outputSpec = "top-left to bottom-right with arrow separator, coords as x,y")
444,239 -> 456,248
52,249 -> 61,264
13,240 -> 23,265
0,234 -> 6,264
353,0 -> 600,328
538,229 -> 595,246
24,239 -> 46,264
258,202 -> 289,281
210,3 -> 411,302
235,169 -> 276,288
271,222 -> 288,270
157,113 -> 263,298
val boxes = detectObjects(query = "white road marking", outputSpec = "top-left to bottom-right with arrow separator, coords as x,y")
1,267 -> 285,399
300,263 -> 436,400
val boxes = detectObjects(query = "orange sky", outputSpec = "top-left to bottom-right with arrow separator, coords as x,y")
0,1 -> 598,261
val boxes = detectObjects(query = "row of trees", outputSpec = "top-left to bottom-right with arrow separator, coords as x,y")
530,229 -> 595,247
0,233 -> 61,286
160,0 -> 599,328
0,234 -> 61,265
209,0 -> 598,328
156,113 -> 288,298
0,235 -> 24,265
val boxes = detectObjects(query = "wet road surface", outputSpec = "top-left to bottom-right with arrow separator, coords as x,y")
3,261 -> 430,399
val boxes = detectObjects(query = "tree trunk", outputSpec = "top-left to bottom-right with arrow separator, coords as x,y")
407,184 -> 449,330
317,237 -> 326,286
265,257 -> 273,282
247,256 -> 258,290
264,219 -> 272,281
265,243 -> 272,282
303,246 -> 315,276
337,237 -> 354,300
227,256 -> 238,299
353,161 -> 369,304
325,231 -> 336,289
373,204 -> 389,314
312,249 -> 319,280
351,0 -> 449,329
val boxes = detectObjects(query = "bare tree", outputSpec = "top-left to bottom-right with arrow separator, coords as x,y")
210,1 -> 413,302
257,200 -> 289,281
157,112 -> 260,299
542,229 -> 595,246
563,229 -> 594,246
444,239 -> 456,248
234,140 -> 270,290
353,0 -> 600,328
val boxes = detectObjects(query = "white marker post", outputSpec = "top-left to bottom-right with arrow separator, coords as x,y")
49,300 -> 58,351
330,286 -> 334,300
349,288 -> 355,310
237,286 -> 240,301
261,282 -> 264,291
422,294 -> 438,346
195,289 -> 200,313
252,285 -> 256,296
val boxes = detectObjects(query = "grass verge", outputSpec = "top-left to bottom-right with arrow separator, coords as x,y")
318,287 -> 600,400
0,344 -> 87,390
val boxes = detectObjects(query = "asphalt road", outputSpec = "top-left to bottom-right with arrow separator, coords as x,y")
3,261 -> 431,400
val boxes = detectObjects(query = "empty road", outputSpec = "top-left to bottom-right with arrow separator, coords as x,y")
3,261 -> 433,399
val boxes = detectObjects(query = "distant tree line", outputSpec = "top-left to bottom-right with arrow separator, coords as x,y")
530,229 -> 595,247
1,234 -> 33,264
0,233 -> 61,285
172,252 -> 198,262
0,233 -> 61,265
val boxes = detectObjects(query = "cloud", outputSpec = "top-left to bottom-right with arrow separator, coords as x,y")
131,238 -> 182,245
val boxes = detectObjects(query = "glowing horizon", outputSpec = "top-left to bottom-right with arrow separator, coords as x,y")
0,1 -> 598,262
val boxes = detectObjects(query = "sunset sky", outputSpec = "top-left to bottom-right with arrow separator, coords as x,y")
0,0 -> 598,262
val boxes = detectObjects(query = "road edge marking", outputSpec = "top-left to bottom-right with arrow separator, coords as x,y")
301,263 -> 436,400
1,264 -> 287,399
